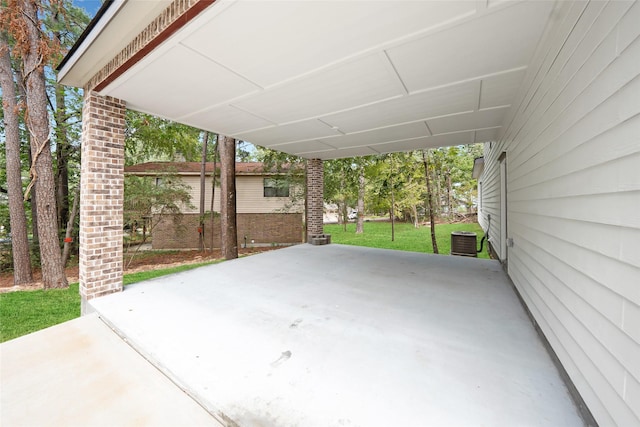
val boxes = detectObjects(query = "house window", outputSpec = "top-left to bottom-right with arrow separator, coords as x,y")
264,178 -> 289,197
155,177 -> 163,187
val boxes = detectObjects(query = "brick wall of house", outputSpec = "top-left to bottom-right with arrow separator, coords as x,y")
152,213 -> 303,250
79,92 -> 126,308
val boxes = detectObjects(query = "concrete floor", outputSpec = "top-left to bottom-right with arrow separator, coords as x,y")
1,244 -> 585,426
82,244 -> 584,427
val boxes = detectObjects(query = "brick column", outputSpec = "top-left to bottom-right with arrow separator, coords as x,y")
79,92 -> 126,314
306,158 -> 325,242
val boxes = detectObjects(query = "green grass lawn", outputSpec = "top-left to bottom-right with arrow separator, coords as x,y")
0,261 -> 219,343
324,221 -> 490,259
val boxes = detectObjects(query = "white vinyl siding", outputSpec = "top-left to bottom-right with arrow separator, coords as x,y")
179,175 -> 303,214
479,1 -> 640,425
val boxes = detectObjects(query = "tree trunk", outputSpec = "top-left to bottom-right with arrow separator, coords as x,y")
22,0 -> 67,288
29,167 -> 38,245
390,154 -> 395,242
434,162 -> 442,218
340,202 -> 348,232
446,171 -> 452,218
61,185 -> 79,267
52,19 -> 70,231
199,132 -> 208,251
355,164 -> 365,234
422,150 -> 438,254
16,67 -> 39,248
219,135 -> 238,260
0,32 -> 33,284
210,136 -> 218,251
340,170 -> 348,232
54,79 -> 70,230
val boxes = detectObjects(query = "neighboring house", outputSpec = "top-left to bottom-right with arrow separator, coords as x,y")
124,162 -> 304,249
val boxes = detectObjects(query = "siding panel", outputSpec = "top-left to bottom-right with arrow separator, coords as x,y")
509,190 -> 640,227
627,372 -> 640,420
175,175 -> 303,214
508,251 -> 628,396
510,33 -> 640,181
509,262 -> 618,426
479,2 -> 640,424
511,212 -> 640,269
509,115 -> 640,197
505,2 -> 635,156
510,232 -> 640,383
617,1 -> 640,53
510,254 -> 640,426
510,213 -> 632,322
624,300 -> 640,343
499,1 -> 589,144
508,209 -> 640,307
510,152 -> 640,202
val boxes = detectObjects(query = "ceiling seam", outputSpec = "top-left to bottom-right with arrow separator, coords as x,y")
179,42 -> 264,90
197,67 -> 527,133
407,66 -> 529,97
424,121 -> 434,136
227,105 -> 279,127
434,126 -> 502,138
382,51 -> 409,95
317,119 -> 345,135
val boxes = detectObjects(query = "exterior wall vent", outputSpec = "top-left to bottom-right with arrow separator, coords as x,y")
451,231 -> 477,257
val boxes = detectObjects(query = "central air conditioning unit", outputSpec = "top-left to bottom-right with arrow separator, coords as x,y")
451,231 -> 477,257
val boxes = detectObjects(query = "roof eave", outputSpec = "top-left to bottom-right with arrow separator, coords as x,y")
57,0 -> 122,86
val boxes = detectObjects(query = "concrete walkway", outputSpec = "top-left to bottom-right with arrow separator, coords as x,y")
0,313 -> 220,426
84,244 -> 583,427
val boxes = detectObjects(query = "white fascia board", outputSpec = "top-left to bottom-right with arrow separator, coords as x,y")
57,1 -> 126,86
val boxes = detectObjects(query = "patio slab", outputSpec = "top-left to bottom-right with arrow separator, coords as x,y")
0,313 -> 221,427
90,244 -> 584,427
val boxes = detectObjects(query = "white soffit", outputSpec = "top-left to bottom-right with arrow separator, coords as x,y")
97,0 -> 556,159
106,44 -> 261,118
319,81 -> 479,134
314,122 -> 431,151
238,120 -> 342,146
184,104 -> 274,137
231,53 -> 405,124
426,107 -> 510,136
385,0 -> 553,93
181,0 -> 478,88
58,0 -> 173,86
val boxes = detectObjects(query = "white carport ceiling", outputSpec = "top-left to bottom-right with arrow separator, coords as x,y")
79,0 -> 557,159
